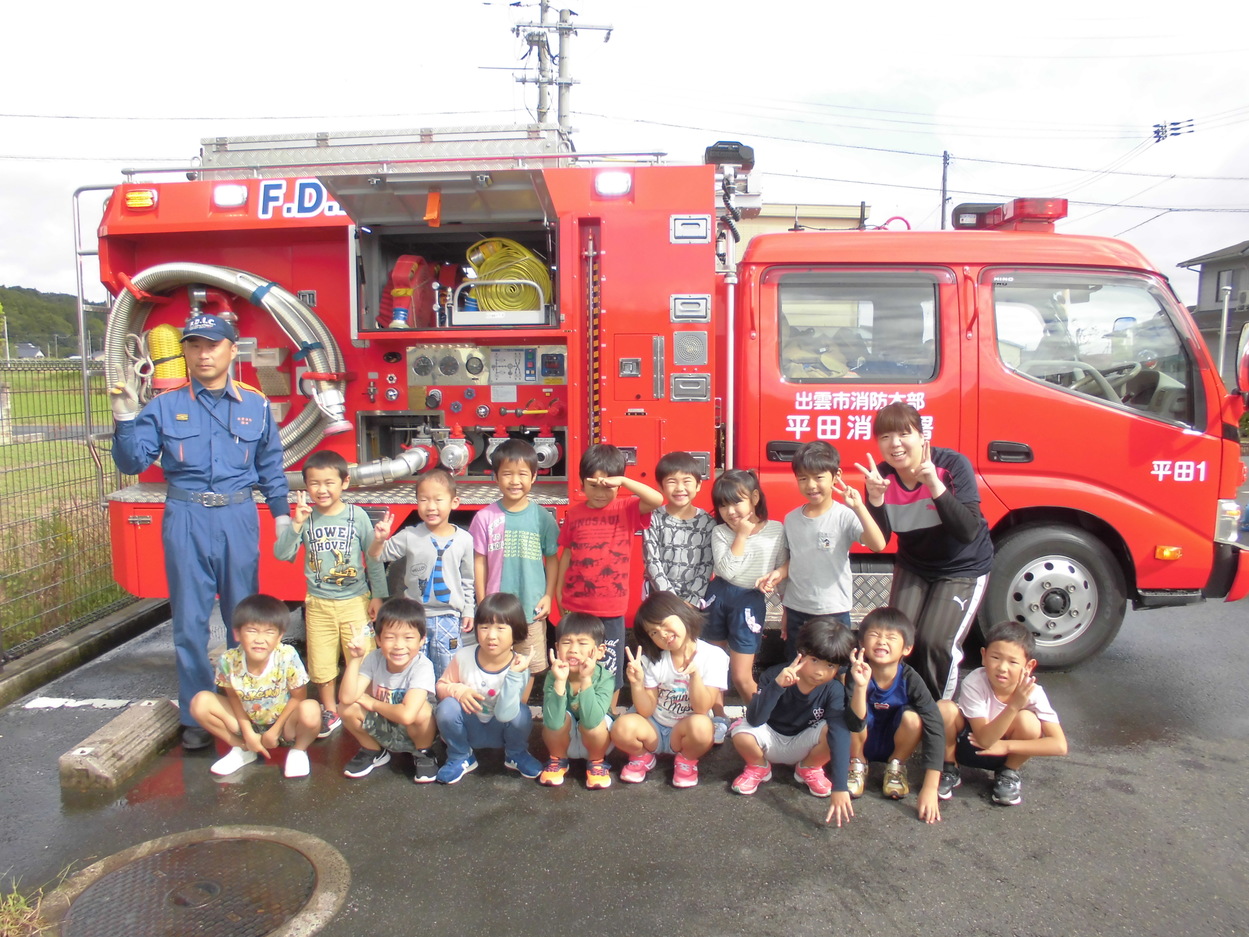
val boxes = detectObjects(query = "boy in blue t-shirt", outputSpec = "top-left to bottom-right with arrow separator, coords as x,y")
847,606 -> 945,823
729,616 -> 865,827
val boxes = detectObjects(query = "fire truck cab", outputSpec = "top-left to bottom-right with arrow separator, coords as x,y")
90,128 -> 1249,668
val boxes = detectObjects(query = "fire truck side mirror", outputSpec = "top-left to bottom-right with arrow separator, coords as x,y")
1237,323 -> 1249,403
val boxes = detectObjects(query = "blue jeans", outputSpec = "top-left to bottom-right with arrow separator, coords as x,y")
435,696 -> 533,763
425,613 -> 472,682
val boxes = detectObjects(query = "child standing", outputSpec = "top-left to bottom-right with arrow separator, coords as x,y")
369,469 -> 475,680
470,439 -> 559,692
705,470 -> 788,709
612,591 -> 729,788
189,594 -> 321,779
434,592 -> 544,783
539,613 -> 614,789
556,443 -> 664,698
642,451 -> 716,607
731,617 -> 864,824
772,440 -> 886,659
274,450 -> 387,739
339,597 -> 439,782
847,606 -> 945,824
937,621 -> 1068,806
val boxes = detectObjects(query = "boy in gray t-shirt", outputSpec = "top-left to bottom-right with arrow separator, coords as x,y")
769,441 -> 886,659
339,598 -> 439,782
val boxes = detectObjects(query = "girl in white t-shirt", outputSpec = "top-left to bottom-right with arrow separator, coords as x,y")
434,592 -> 542,783
612,591 -> 729,788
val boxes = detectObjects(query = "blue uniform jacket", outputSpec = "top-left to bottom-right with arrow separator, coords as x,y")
112,377 -> 289,518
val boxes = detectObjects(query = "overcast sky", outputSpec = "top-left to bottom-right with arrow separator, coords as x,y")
4,0 -> 1248,305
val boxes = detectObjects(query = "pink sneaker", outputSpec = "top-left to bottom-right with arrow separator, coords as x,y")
794,763 -> 833,798
672,754 -> 699,788
620,751 -> 657,784
731,763 -> 773,795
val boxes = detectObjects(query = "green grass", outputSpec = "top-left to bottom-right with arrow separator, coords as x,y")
0,880 -> 43,937
1,366 -> 110,425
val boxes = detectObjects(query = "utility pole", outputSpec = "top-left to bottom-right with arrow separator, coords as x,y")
514,5 -> 612,131
940,151 -> 950,230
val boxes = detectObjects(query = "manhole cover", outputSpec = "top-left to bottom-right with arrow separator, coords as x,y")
42,826 -> 349,937
62,839 -> 313,936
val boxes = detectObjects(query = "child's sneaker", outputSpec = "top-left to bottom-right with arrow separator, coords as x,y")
882,759 -> 910,799
794,763 -> 832,798
317,710 -> 341,739
672,754 -> 699,788
712,716 -> 731,745
539,757 -> 569,786
211,746 -> 258,777
283,748 -> 310,779
937,762 -> 962,800
343,748 -> 390,778
436,755 -> 478,785
731,763 -> 773,795
846,758 -> 868,799
412,748 -> 438,784
504,751 -> 544,779
585,760 -> 612,790
620,751 -> 657,783
992,768 -> 1023,806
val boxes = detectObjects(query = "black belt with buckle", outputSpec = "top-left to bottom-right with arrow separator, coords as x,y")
166,485 -> 253,507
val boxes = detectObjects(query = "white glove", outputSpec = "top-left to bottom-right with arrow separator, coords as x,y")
109,366 -> 141,422
274,516 -> 293,539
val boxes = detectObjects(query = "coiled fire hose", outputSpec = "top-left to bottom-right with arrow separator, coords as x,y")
466,238 -> 551,312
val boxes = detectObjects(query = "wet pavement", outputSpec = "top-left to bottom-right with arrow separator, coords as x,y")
3,601 -> 1247,937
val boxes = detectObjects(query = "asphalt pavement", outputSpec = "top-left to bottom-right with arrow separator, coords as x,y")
2,597 -> 1246,937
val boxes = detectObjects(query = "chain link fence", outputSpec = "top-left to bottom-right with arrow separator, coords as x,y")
0,360 -> 134,661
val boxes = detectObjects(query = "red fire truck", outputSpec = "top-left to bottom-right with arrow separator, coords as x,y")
88,126 -> 1249,668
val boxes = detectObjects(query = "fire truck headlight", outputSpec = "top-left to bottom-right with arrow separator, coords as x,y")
1215,499 -> 1242,546
594,171 -> 632,197
212,184 -> 249,209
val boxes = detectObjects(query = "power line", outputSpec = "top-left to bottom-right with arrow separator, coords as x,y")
578,112 -> 1249,181
757,170 -> 1249,212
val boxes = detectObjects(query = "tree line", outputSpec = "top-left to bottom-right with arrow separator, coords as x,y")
0,285 -> 106,358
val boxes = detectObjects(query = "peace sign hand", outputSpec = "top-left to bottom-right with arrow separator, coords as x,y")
548,648 -> 570,683
292,490 -> 313,525
848,648 -> 870,688
916,440 -> 940,490
776,654 -> 804,688
510,648 -> 534,673
854,453 -> 890,506
831,475 -> 863,510
373,510 -> 396,542
624,646 -> 645,685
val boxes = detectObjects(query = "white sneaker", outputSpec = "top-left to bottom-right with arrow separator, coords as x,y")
211,747 -> 258,777
283,748 -> 311,779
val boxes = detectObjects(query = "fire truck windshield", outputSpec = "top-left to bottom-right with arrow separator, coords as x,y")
992,270 -> 1197,426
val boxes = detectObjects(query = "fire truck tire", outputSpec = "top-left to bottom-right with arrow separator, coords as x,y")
981,524 -> 1126,670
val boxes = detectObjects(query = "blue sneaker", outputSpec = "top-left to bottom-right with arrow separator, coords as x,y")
504,751 -> 543,779
436,755 -> 478,785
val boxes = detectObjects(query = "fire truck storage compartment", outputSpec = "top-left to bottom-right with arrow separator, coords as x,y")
319,170 -> 558,332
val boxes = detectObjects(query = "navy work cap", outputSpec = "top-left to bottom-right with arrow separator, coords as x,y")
181,313 -> 238,343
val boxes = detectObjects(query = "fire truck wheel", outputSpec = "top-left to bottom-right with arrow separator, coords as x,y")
982,525 -> 1126,670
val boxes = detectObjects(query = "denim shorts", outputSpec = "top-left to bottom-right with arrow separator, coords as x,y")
424,612 -> 474,682
702,578 -> 766,654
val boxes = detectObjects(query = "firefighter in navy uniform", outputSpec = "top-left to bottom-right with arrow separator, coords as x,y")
111,314 -> 291,750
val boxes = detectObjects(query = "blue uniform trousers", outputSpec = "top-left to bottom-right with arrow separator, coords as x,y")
163,498 -> 259,727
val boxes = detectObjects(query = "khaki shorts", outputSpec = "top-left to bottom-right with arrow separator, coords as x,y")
517,618 -> 548,675
304,594 -> 375,685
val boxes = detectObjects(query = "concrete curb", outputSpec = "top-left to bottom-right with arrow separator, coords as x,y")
0,599 -> 170,709
59,698 -> 181,791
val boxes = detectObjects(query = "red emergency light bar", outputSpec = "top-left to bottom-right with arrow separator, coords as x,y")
952,197 -> 1068,231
